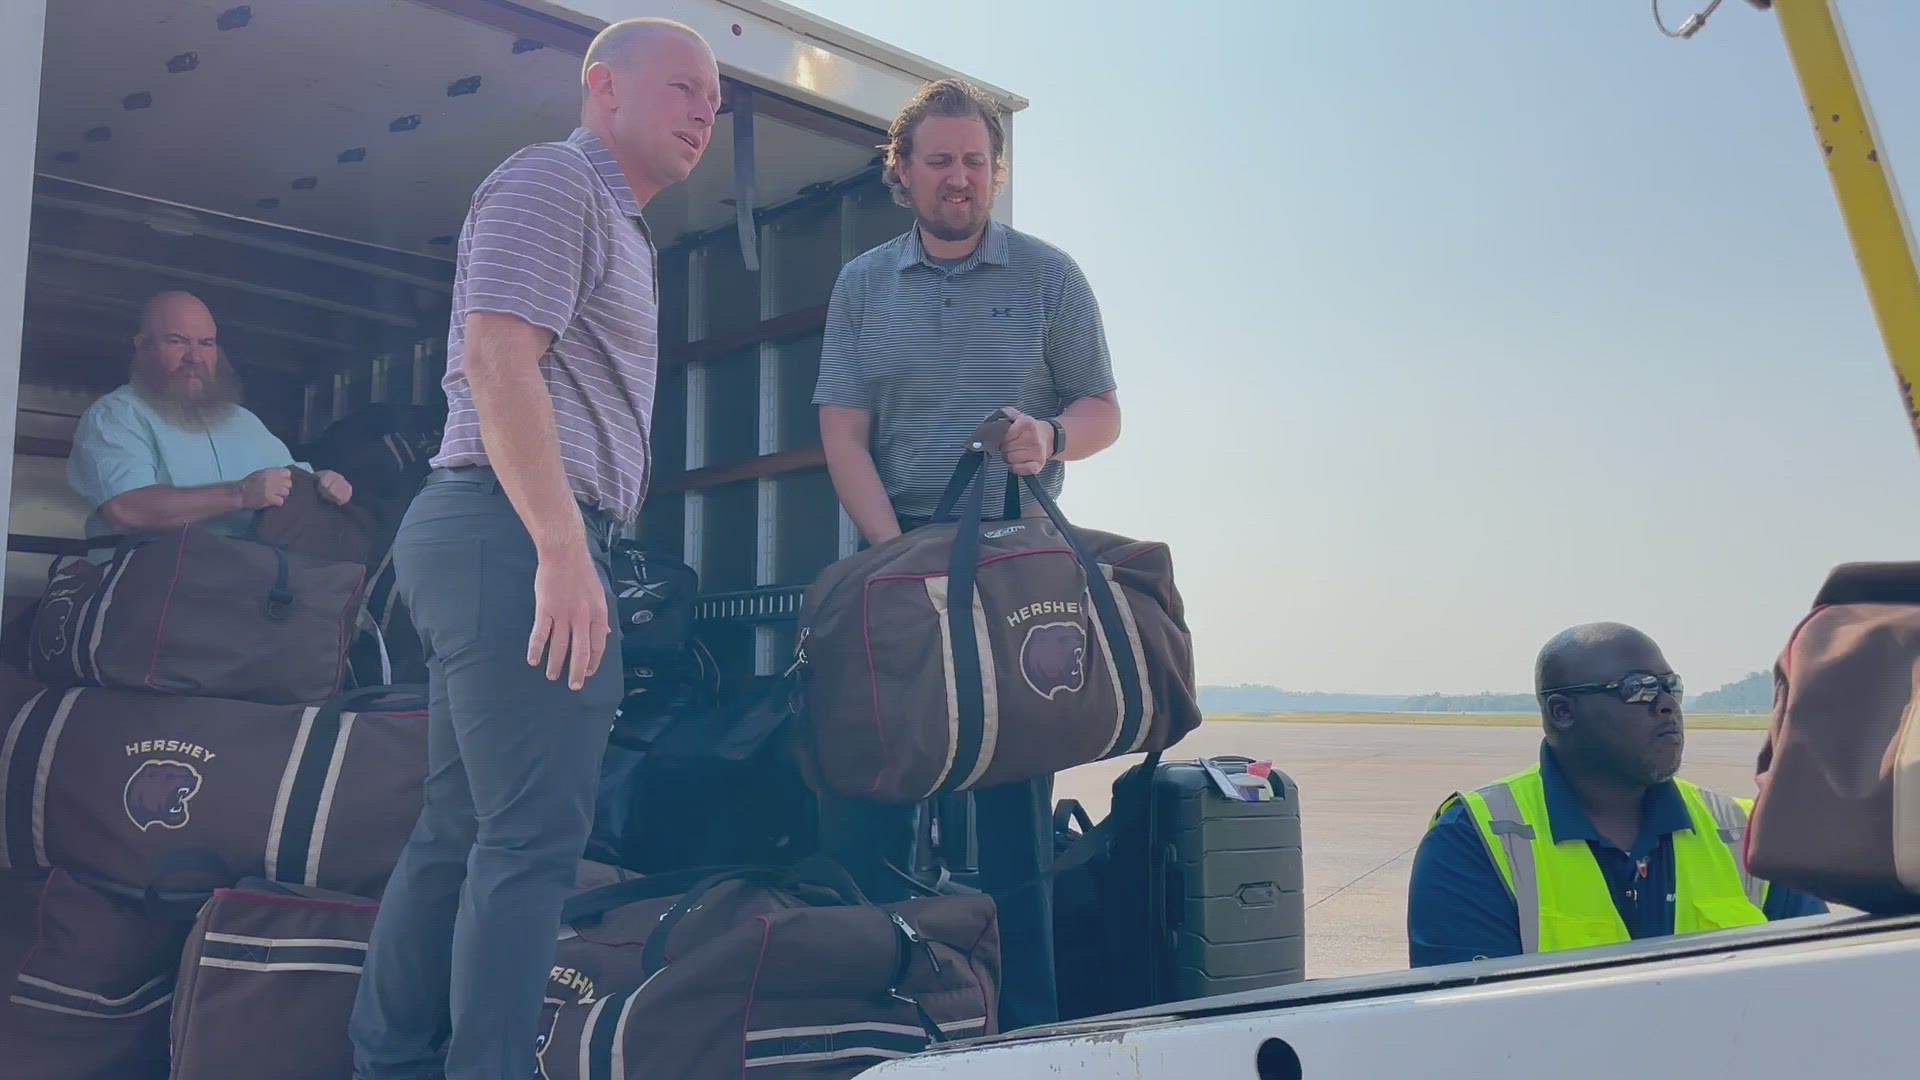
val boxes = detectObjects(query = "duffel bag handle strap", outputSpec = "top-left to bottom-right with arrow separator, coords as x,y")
560,864 -> 740,927
263,543 -> 295,621
938,454 -> 1149,797
638,860 -> 866,977
44,534 -> 128,580
1053,799 -> 1095,837
930,411 -> 1023,524
1811,561 -> 1920,607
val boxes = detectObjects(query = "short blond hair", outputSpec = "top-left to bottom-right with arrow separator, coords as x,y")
882,79 -> 1008,208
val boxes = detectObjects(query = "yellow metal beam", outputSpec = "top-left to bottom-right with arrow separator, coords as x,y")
1770,0 -> 1920,447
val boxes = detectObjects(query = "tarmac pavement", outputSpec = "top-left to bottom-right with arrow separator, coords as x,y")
1053,720 -> 1770,980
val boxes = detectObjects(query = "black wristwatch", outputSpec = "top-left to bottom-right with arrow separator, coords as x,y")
1047,418 -> 1066,457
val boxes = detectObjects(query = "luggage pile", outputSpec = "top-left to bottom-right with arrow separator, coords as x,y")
782,411 -> 1308,1019
587,542 -> 821,877
0,465 -> 433,1079
299,403 -> 447,688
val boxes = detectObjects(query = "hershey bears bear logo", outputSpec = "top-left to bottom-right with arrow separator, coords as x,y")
32,567 -> 89,662
1020,622 -> 1086,701
124,760 -> 202,832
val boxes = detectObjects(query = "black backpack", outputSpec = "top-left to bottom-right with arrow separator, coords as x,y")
608,542 -> 699,657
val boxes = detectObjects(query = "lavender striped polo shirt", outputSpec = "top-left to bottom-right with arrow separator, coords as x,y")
431,127 -> 659,524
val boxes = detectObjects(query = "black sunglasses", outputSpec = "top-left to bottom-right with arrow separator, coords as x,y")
1540,671 -> 1683,704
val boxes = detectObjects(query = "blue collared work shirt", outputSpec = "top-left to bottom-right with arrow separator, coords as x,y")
1406,742 -> 1828,967
67,384 -> 310,541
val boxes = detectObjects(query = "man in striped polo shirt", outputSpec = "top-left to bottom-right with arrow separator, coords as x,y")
813,78 -> 1123,1031
348,19 -> 717,1080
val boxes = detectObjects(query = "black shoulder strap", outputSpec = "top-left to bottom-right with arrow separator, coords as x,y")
270,685 -> 427,886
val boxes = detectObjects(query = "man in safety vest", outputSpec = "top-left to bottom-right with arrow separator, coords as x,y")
1406,622 -> 1826,966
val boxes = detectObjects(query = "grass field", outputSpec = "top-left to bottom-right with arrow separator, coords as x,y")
1206,711 -> 1771,731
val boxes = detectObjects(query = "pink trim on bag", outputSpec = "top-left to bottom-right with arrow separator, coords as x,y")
142,528 -> 191,692
738,915 -> 773,1080
859,548 -> 1078,792
140,528 -> 366,699
859,585 -> 892,780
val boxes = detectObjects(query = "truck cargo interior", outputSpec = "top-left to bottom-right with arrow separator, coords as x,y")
5,0 -> 921,678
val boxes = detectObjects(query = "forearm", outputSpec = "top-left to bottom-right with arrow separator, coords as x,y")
818,405 -> 900,546
463,313 -> 587,559
825,445 -> 901,546
1053,392 -> 1121,462
99,483 -> 244,531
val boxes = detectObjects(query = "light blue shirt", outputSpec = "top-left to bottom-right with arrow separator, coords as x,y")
67,384 -> 310,541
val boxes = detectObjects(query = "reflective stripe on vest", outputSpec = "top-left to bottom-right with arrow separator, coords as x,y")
1440,767 -> 1770,954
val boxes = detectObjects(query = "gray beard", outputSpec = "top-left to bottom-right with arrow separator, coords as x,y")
130,367 -> 241,432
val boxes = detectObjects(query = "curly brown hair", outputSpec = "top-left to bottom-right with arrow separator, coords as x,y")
882,79 -> 1008,209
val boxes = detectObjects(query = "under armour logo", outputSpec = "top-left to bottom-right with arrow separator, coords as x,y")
990,307 -> 1014,317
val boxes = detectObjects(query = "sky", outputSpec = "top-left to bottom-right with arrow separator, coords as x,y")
784,0 -> 1920,696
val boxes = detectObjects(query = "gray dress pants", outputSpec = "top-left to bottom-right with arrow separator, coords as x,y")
348,467 -> 624,1079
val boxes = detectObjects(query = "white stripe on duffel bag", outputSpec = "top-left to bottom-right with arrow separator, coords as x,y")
1100,563 -> 1156,756
0,689 -> 47,866
197,931 -> 368,975
921,576 -> 1000,796
744,1017 -> 988,1069
263,706 -> 323,883
303,712 -> 357,887
78,549 -> 139,685
10,971 -> 173,1019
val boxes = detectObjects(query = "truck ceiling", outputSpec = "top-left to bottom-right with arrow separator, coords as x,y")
36,0 -> 884,261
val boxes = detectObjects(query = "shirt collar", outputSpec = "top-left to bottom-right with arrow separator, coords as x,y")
1537,741 -> 1693,857
896,219 -> 1010,272
567,127 -> 646,224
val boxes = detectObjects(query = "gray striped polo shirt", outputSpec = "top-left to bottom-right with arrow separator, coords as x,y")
431,127 -> 658,524
813,220 -> 1115,520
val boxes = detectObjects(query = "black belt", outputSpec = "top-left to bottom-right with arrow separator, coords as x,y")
428,466 -> 621,551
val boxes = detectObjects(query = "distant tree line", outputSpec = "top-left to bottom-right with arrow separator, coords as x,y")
1201,670 -> 1775,715
1397,692 -> 1535,713
1690,671 -> 1772,713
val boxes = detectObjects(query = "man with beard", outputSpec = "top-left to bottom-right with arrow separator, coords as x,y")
1405,622 -> 1826,967
811,77 -> 1122,1031
66,290 -> 352,541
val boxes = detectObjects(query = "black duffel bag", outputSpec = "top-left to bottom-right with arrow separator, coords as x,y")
608,542 -> 699,656
586,677 -> 815,875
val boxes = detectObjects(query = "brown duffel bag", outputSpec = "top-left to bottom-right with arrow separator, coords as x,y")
1747,562 -> 1920,914
27,523 -> 367,706
164,861 -> 633,1080
793,413 -> 1201,802
168,878 -> 379,1080
537,864 -> 999,1079
3,868 -> 195,1080
0,684 -> 427,899
251,466 -> 381,569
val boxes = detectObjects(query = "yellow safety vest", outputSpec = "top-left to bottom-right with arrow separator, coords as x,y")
1432,766 -> 1771,954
